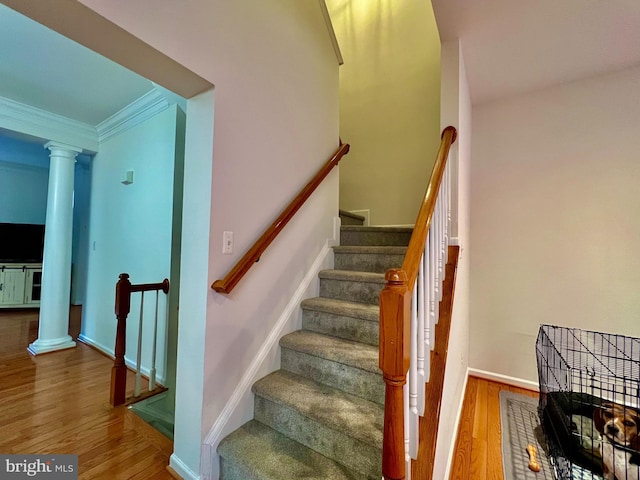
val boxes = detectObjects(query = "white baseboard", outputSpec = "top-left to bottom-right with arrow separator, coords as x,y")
442,368 -> 469,480
170,453 -> 199,480
77,333 -> 166,385
200,238 -> 335,480
468,367 -> 539,391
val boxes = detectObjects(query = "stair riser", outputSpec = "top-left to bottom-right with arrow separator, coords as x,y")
254,397 -> 382,480
320,278 -> 383,305
302,310 -> 379,346
340,231 -> 411,247
334,252 -> 405,274
281,349 -> 384,405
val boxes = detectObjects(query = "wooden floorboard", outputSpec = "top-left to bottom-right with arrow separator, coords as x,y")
449,376 -> 538,480
0,307 -> 174,480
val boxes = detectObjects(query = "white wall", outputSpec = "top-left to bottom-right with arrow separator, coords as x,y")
470,65 -> 640,384
81,105 -> 181,385
0,136 -> 49,224
433,39 -> 472,480
74,2 -> 340,478
326,0 -> 441,226
71,159 -> 91,305
0,160 -> 48,224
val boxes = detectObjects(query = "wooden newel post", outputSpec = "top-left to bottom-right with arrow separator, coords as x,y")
110,273 -> 132,407
379,268 -> 412,480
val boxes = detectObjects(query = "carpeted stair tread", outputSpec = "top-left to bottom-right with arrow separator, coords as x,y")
252,370 -> 383,448
340,226 -> 413,247
301,297 -> 379,322
217,420 -> 368,480
340,226 -> 413,234
333,246 -> 406,273
301,298 -> 380,346
332,245 -> 407,254
319,270 -> 386,305
280,331 -> 379,374
318,269 -> 386,284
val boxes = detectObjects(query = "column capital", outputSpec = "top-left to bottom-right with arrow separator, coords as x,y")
44,141 -> 83,156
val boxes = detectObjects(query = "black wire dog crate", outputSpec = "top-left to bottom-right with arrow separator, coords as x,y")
536,325 -> 640,480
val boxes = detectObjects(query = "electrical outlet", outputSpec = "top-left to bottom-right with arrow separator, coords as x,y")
223,231 -> 233,254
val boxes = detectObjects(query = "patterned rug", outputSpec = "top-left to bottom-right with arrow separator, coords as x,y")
500,391 -> 555,479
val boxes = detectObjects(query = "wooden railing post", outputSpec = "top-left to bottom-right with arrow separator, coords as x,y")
380,269 -> 411,480
110,273 -> 131,407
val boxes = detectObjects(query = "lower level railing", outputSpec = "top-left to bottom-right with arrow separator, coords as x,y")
110,273 -> 170,407
380,126 -> 457,479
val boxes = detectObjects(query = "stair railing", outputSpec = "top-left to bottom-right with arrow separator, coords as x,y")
380,126 -> 457,480
110,273 -> 170,407
211,142 -> 350,294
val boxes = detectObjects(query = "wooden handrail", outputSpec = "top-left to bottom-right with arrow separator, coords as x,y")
110,273 -> 170,407
379,126 -> 457,480
401,126 -> 457,288
211,142 -> 350,294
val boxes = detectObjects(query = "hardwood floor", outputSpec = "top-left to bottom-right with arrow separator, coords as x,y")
0,307 -> 175,480
449,376 -> 539,480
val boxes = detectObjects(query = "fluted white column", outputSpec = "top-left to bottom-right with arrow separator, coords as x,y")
28,142 -> 81,355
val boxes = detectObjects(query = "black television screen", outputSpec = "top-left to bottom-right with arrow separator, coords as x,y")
0,223 -> 45,263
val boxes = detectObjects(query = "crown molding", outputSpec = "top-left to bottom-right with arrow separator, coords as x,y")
0,89 -> 172,152
96,88 -> 170,143
0,96 -> 98,152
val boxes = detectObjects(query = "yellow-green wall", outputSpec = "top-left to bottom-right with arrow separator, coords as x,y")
327,0 -> 441,225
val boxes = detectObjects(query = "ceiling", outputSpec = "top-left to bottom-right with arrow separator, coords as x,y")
0,3 -> 154,127
432,0 -> 640,105
3,1 -> 639,123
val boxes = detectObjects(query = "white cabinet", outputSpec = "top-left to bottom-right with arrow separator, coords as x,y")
24,268 -> 42,305
0,264 -> 42,308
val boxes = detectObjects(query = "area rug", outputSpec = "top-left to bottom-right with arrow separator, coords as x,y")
500,391 -> 555,479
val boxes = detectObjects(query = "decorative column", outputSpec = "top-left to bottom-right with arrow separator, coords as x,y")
28,142 -> 82,355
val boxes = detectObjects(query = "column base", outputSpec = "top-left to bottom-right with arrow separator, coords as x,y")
28,336 -> 76,356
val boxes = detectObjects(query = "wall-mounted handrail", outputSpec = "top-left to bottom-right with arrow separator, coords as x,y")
211,142 -> 350,294
379,126 -> 457,480
110,273 -> 170,407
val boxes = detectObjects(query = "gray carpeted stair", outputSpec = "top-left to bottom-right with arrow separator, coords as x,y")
319,270 -> 386,305
333,246 -> 407,273
218,224 -> 412,480
301,297 -> 379,346
340,225 -> 412,246
280,330 -> 383,404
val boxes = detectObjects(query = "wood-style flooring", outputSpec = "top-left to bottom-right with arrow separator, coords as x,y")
0,307 -> 175,480
449,376 -> 539,480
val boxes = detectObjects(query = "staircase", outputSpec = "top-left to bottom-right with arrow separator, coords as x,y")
217,225 -> 413,479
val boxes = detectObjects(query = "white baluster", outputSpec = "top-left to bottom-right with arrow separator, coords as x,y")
409,282 -> 419,459
423,239 -> 432,369
135,291 -> 144,397
429,228 -> 437,340
438,195 -> 445,299
445,161 -> 451,264
149,291 -> 159,391
431,222 -> 440,327
404,381 -> 411,480
417,251 -> 427,415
